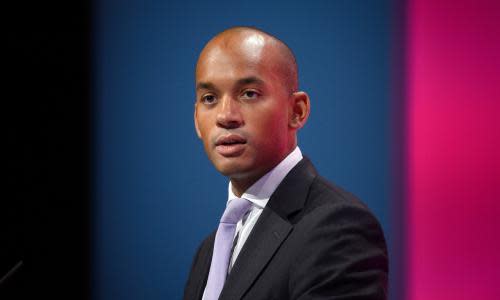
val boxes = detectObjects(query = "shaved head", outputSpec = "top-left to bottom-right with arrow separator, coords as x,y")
196,26 -> 299,93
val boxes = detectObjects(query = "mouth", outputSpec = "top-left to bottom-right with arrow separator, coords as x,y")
215,134 -> 247,157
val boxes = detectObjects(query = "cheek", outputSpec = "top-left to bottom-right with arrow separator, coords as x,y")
196,114 -> 213,136
252,110 -> 289,144
262,106 -> 288,130
196,121 -> 213,149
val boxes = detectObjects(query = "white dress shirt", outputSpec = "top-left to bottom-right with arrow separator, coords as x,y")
227,146 -> 303,269
202,147 -> 303,300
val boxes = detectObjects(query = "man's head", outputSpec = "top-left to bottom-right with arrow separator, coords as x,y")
194,26 -> 310,193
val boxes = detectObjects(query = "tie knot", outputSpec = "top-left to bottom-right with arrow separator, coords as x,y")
220,198 -> 252,224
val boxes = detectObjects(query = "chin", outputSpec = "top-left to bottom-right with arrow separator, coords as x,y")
212,158 -> 252,178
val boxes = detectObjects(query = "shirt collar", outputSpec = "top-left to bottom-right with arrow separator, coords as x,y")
227,146 -> 303,209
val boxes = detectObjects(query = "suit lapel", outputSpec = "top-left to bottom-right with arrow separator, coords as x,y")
219,208 -> 292,300
188,232 -> 215,300
218,157 -> 318,300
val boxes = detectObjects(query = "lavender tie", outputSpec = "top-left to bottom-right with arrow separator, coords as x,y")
204,198 -> 252,300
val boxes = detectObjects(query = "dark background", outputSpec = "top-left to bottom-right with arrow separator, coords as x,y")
6,1 -> 90,299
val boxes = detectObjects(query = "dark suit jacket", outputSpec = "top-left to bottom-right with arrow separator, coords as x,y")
184,157 -> 388,300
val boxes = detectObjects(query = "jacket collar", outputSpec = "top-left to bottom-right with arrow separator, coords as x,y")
219,157 -> 318,300
266,156 -> 317,221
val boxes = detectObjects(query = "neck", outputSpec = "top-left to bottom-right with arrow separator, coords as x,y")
230,177 -> 255,198
230,143 -> 298,197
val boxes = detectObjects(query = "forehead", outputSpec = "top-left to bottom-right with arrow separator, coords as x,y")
196,36 -> 280,85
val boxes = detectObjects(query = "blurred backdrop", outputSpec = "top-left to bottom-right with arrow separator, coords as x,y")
8,0 -> 498,300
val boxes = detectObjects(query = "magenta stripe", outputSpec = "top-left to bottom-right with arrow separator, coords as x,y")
406,0 -> 500,299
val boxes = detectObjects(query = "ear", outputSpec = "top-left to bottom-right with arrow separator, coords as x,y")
194,103 -> 202,139
289,91 -> 310,129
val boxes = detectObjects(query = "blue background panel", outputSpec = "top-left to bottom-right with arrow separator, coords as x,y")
93,1 -> 392,299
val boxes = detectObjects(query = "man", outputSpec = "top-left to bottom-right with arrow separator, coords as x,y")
184,26 -> 388,300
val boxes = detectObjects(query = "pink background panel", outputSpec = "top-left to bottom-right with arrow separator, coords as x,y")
406,0 -> 500,299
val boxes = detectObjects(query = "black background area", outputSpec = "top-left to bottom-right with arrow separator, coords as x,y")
5,1 -> 91,299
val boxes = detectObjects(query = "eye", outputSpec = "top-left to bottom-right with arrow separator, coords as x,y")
241,90 -> 260,100
201,94 -> 217,105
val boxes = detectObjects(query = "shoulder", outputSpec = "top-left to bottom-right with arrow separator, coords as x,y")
287,175 -> 389,298
307,175 -> 370,212
291,172 -> 388,260
293,174 -> 381,231
273,156 -> 384,234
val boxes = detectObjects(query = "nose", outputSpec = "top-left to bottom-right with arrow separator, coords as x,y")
216,95 -> 243,129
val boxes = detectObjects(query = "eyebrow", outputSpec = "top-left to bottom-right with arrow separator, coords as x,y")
196,82 -> 216,91
235,76 -> 265,86
196,76 -> 265,91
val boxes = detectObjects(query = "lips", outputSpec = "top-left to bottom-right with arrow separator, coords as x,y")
215,134 -> 247,156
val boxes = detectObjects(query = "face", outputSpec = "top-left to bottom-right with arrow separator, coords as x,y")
194,34 -> 294,183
